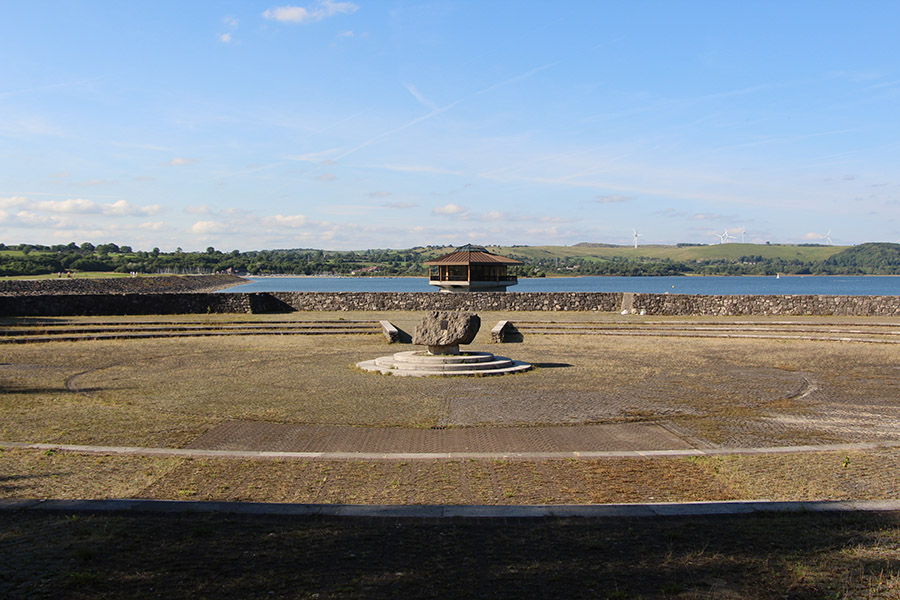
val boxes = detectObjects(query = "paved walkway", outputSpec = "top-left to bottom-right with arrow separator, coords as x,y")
185,421 -> 697,453
3,439 -> 899,461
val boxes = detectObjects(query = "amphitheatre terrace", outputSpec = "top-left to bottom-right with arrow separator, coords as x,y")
3,275 -> 900,598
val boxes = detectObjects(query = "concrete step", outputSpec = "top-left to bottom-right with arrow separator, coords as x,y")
374,356 -> 515,372
387,351 -> 498,365
358,352 -> 532,377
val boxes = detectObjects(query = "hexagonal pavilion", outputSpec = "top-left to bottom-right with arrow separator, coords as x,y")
424,244 -> 523,293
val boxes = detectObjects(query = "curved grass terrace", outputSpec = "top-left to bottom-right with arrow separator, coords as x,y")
2,311 -> 899,479
4,310 -> 900,598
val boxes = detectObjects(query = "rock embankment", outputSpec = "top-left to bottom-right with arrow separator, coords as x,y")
0,274 -> 246,296
2,288 -> 900,317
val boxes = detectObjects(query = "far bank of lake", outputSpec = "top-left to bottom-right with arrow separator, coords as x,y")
223,275 -> 900,296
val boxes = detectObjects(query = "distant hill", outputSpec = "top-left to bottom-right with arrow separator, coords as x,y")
4,241 -> 900,277
822,242 -> 900,274
494,243 -> 844,263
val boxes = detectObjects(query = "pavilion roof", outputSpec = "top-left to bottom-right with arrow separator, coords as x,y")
424,245 -> 523,266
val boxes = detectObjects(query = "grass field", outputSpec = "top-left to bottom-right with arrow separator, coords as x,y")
3,509 -> 899,599
3,311 -> 900,598
417,243 -> 846,263
3,312 -> 900,449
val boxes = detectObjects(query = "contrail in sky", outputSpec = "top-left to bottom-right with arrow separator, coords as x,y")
258,62 -> 558,200
331,62 -> 559,162
0,77 -> 101,99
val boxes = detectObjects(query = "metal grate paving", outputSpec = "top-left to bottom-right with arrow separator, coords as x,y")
185,421 -> 695,453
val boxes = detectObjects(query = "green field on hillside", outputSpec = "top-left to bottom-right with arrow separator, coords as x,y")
416,243 -> 844,263
500,244 -> 843,262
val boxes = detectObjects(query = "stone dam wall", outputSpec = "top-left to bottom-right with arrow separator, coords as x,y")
0,274 -> 245,296
2,290 -> 900,317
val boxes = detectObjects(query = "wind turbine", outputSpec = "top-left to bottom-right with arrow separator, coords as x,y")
740,225 -> 746,244
632,228 -> 643,249
824,229 -> 833,245
717,228 -> 732,244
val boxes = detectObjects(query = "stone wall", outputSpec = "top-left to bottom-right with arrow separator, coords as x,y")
632,293 -> 900,316
2,290 -> 899,317
0,274 -> 245,296
268,291 -> 622,312
0,292 -> 260,316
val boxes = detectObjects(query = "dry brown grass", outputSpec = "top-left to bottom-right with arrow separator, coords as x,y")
2,312 -> 900,449
3,508 -> 900,600
4,313 -> 900,599
3,447 -> 899,504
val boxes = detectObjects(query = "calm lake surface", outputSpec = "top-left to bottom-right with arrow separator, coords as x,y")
223,276 -> 900,296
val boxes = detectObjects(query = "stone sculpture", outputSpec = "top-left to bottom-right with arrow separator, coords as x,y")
357,311 -> 530,376
412,310 -> 480,355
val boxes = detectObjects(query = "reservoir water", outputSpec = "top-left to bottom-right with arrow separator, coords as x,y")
223,275 -> 900,296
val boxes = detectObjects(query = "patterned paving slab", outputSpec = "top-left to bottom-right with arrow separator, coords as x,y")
186,421 -> 695,453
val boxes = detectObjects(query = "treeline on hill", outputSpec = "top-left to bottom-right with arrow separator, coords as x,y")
2,241 -> 900,277
506,243 -> 900,276
0,243 -> 427,277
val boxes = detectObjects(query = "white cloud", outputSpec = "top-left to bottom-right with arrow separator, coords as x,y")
368,191 -> 391,198
594,194 -> 631,204
222,207 -> 250,216
139,221 -> 166,231
319,225 -> 341,241
262,214 -> 308,228
337,30 -> 354,38
15,211 -> 67,227
167,157 -> 197,166
33,198 -> 161,217
102,200 -> 163,216
525,225 -> 561,237
185,205 -> 213,215
382,202 -> 417,209
0,196 -> 28,209
263,5 -> 311,22
191,220 -> 229,234
484,210 -> 505,221
37,198 -> 100,214
262,1 -> 358,24
220,15 -> 238,43
316,173 -> 336,181
433,203 -> 467,216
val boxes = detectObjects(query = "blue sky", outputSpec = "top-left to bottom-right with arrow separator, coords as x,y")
2,1 -> 899,251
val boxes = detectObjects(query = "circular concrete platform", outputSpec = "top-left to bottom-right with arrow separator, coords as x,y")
357,350 -> 532,377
